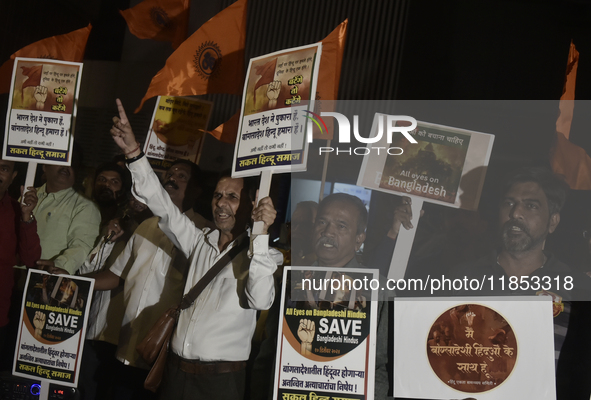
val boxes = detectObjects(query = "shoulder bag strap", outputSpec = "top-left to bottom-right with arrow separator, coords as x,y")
179,239 -> 249,310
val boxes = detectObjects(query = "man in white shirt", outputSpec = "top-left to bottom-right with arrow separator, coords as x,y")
88,159 -> 212,400
110,99 -> 282,399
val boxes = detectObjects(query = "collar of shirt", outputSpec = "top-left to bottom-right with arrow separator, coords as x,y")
203,228 -> 249,255
37,183 -> 75,202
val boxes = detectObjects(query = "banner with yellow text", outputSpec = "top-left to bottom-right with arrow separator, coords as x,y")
143,96 -> 212,169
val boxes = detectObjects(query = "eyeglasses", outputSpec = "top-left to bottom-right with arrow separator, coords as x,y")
584,230 -> 591,240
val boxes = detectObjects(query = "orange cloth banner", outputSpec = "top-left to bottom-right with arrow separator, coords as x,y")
550,41 -> 591,190
136,0 -> 247,112
208,110 -> 240,144
120,0 -> 189,49
0,25 -> 91,94
313,19 -> 348,139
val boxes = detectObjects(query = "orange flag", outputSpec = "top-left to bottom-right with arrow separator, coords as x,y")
209,19 -> 348,144
136,0 -> 247,113
208,110 -> 240,143
313,19 -> 348,139
550,41 -> 591,189
21,65 -> 43,91
120,0 -> 189,49
316,19 -> 348,103
0,24 -> 91,94
556,40 -> 578,140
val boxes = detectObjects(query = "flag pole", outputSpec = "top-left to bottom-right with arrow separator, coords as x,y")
318,139 -> 330,202
39,382 -> 49,400
387,197 -> 423,280
22,162 -> 37,204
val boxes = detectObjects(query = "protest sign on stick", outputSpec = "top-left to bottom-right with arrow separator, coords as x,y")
232,44 -> 322,233
274,266 -> 379,400
143,95 -> 212,171
13,270 -> 94,398
357,115 -> 494,279
3,57 -> 83,197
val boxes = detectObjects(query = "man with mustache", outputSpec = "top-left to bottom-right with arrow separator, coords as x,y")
33,149 -> 101,274
452,167 -> 589,369
109,99 -> 282,400
76,162 -> 132,400
92,162 -> 129,223
85,158 -> 212,400
309,193 -> 390,399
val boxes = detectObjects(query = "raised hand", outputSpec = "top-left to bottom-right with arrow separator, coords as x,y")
297,318 -> 315,356
266,80 -> 281,108
110,99 -> 140,156
33,311 -> 46,338
34,86 -> 48,110
387,196 -> 423,240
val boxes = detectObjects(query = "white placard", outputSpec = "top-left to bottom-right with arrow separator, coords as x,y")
232,43 -> 322,178
273,266 -> 379,400
3,57 -> 83,165
394,296 -> 555,399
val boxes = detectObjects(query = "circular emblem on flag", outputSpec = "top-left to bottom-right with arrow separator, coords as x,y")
426,304 -> 517,393
194,41 -> 222,80
150,7 -> 173,29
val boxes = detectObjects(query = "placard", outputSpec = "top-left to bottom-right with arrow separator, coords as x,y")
3,57 -> 83,165
232,43 -> 321,177
143,95 -> 213,168
273,266 -> 379,400
357,116 -> 494,211
394,297 -> 555,399
13,269 -> 94,387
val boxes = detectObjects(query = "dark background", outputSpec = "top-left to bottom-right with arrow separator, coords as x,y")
2,1 -> 591,397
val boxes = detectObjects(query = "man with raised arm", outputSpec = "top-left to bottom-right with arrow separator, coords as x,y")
109,99 -> 282,400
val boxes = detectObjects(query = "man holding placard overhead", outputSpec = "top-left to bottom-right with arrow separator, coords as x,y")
109,99 -> 282,400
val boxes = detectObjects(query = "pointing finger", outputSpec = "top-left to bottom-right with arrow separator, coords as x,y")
116,98 -> 129,125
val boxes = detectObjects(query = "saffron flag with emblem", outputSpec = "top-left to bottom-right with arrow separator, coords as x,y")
550,41 -> 591,189
120,0 -> 189,50
135,0 -> 247,113
313,19 -> 348,139
0,24 -> 91,94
